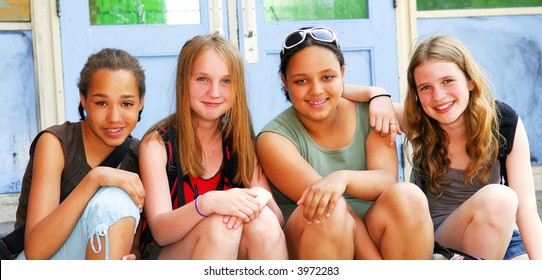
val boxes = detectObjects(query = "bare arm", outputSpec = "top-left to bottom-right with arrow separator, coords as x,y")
256,125 -> 398,224
248,163 -> 284,226
140,131 -> 261,245
24,132 -> 145,259
343,84 -> 402,145
506,118 -> 542,259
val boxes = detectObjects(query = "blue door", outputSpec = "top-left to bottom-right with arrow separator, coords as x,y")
239,0 -> 399,133
59,0 -> 402,179
237,0 -> 402,178
59,0 -> 222,138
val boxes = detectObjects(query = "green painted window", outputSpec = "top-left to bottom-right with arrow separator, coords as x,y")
417,0 -> 542,10
89,0 -> 200,26
0,0 -> 30,22
264,0 -> 367,22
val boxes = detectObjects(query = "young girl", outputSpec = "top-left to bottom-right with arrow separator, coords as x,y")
256,26 -> 433,260
346,35 -> 542,260
404,35 -> 541,260
14,48 -> 146,259
138,34 -> 287,260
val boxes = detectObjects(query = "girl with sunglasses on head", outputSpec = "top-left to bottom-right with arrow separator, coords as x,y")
256,27 -> 434,259
345,35 -> 542,259
138,33 -> 287,260
13,48 -> 145,260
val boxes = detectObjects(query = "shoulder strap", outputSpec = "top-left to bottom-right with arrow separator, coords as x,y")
0,136 -> 133,258
98,135 -> 133,168
496,101 -> 518,186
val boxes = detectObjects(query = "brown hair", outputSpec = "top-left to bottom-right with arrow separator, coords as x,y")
146,34 -> 255,186
404,35 -> 500,197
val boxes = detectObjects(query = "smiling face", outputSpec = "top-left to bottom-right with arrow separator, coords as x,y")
189,48 -> 233,125
281,46 -> 345,124
414,59 -> 474,128
80,68 -> 143,148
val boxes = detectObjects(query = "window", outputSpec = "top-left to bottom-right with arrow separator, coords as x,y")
264,0 -> 367,22
418,0 -> 542,10
0,0 -> 30,22
89,0 -> 200,25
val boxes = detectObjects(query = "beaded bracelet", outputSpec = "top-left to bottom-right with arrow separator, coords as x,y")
368,93 -> 391,104
195,196 -> 209,217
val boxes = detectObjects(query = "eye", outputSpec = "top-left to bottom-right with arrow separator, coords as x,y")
123,101 -> 134,107
221,79 -> 231,85
322,75 -> 334,81
294,79 -> 307,85
96,101 -> 106,106
443,79 -> 453,85
196,77 -> 208,82
419,85 -> 430,92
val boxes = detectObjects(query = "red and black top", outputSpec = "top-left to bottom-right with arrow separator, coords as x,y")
139,124 -> 243,251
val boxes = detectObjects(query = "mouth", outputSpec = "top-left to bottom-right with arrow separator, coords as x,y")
203,101 -> 222,107
104,127 -> 123,137
434,101 -> 454,111
307,98 -> 327,106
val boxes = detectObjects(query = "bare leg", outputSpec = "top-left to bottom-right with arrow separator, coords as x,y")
436,184 -> 518,260
365,182 -> 434,259
238,207 -> 288,260
158,214 -> 242,260
286,197 -> 355,259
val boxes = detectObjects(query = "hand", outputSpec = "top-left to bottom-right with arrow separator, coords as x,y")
121,254 -> 137,260
201,188 -> 261,223
222,215 -> 244,229
91,167 -> 145,212
246,186 -> 272,211
297,171 -> 347,224
368,96 -> 402,146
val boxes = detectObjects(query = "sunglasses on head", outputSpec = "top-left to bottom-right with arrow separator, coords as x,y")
281,27 -> 339,54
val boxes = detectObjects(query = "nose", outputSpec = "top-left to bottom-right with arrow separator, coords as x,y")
309,81 -> 324,96
208,81 -> 221,98
432,85 -> 447,101
107,105 -> 121,122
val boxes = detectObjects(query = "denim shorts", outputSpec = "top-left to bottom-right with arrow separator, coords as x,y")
503,229 -> 526,260
434,223 -> 526,260
16,186 -> 140,260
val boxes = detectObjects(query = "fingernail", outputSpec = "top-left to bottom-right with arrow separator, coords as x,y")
314,219 -> 320,224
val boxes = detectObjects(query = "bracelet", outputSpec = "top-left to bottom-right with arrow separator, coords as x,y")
194,196 -> 209,217
368,93 -> 391,104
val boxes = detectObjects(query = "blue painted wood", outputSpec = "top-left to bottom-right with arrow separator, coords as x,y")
58,0 -> 215,139
0,31 -> 38,194
240,0 -> 403,180
418,14 -> 542,164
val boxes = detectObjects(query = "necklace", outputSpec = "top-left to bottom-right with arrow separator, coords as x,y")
202,132 -> 220,169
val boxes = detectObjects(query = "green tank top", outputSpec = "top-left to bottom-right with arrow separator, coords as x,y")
259,101 -> 373,221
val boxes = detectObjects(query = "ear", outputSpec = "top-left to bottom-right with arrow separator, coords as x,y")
79,92 -> 87,109
340,65 -> 346,78
468,80 -> 474,91
139,96 -> 145,111
280,74 -> 288,91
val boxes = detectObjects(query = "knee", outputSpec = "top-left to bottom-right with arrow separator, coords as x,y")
477,184 -> 518,225
302,198 -> 354,238
90,187 -> 139,217
203,215 -> 243,245
382,182 -> 429,218
242,208 -> 284,247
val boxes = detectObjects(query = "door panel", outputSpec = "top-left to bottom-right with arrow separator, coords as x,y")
59,0 -> 218,138
238,0 -> 403,179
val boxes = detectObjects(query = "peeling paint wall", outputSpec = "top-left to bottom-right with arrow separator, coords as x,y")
418,14 -> 542,164
0,31 -> 38,194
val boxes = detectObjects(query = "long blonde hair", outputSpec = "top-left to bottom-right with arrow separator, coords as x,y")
146,34 -> 255,186
404,35 -> 500,197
